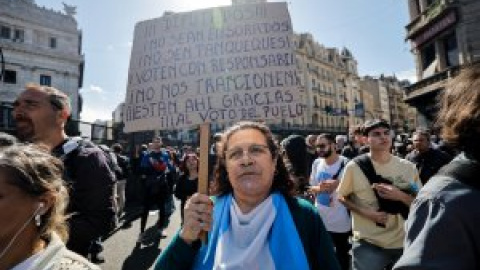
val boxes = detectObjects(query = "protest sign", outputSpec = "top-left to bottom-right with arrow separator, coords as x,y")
124,2 -> 304,132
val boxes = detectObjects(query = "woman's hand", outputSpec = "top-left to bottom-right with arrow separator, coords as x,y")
180,193 -> 213,245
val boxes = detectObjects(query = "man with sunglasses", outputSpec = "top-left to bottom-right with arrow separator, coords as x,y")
337,119 -> 421,270
309,133 -> 351,270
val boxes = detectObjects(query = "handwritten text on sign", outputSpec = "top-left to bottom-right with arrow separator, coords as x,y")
124,2 -> 304,132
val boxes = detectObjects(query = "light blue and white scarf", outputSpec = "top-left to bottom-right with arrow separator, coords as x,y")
193,192 -> 310,270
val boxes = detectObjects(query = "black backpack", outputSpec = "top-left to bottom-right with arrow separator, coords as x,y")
115,154 -> 131,180
98,144 -> 123,181
54,137 -> 117,183
353,154 -> 413,220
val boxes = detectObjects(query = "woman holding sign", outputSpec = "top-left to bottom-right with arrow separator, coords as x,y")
155,121 -> 340,270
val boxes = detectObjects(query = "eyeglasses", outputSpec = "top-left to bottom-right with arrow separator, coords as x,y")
225,144 -> 270,161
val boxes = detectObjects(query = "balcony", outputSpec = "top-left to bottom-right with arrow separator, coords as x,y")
404,65 -> 460,100
406,0 -> 457,41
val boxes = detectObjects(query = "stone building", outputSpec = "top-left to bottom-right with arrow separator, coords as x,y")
0,0 -> 84,131
404,0 -> 480,127
360,75 -> 416,132
360,87 -> 376,121
360,76 -> 387,121
294,33 -> 363,133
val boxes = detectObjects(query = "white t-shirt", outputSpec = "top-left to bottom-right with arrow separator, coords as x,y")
310,155 -> 351,233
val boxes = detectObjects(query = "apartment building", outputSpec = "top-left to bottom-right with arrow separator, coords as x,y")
404,0 -> 480,126
294,33 -> 363,132
360,75 -> 416,132
0,0 -> 84,132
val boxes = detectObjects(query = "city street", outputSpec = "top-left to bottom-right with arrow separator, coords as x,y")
100,200 -> 182,270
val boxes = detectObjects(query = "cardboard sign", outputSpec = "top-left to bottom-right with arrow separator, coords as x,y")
124,2 -> 304,132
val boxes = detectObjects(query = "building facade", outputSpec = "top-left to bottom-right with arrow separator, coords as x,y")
360,75 -> 416,132
294,33 -> 363,133
405,0 -> 480,127
0,0 -> 84,132
360,76 -> 385,121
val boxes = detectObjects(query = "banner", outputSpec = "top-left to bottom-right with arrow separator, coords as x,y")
123,2 -> 304,132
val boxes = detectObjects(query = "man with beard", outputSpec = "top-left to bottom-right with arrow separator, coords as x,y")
308,133 -> 351,270
12,83 -> 116,263
337,120 -> 421,270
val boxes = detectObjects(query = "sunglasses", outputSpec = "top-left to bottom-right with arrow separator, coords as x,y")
316,144 -> 329,149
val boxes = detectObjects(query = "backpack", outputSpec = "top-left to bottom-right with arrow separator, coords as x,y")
55,137 -> 117,182
115,154 -> 131,180
98,144 -> 122,181
353,154 -> 413,220
52,137 -> 117,234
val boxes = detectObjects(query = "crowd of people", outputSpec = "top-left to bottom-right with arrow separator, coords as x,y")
1,62 -> 480,269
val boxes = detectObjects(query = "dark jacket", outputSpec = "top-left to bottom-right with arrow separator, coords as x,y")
52,139 -> 116,255
394,153 -> 480,270
174,174 -> 198,202
406,148 -> 452,184
155,196 -> 340,270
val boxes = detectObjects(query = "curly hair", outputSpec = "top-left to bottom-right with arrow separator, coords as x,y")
211,121 -> 295,197
0,144 -> 69,242
437,62 -> 480,159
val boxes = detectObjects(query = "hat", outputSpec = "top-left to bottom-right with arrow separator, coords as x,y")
362,119 -> 390,136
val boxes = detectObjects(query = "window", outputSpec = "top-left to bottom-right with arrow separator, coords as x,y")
421,43 -> 436,71
1,26 -> 11,39
3,70 -> 17,84
40,75 -> 52,86
296,56 -> 302,69
13,29 -> 24,42
49,37 -> 57,48
443,32 -> 459,67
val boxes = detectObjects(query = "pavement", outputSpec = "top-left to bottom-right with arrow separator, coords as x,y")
99,200 -> 182,270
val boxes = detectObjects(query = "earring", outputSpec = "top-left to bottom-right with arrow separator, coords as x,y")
35,214 -> 41,227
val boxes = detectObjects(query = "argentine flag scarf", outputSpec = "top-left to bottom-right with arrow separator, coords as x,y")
192,192 -> 310,270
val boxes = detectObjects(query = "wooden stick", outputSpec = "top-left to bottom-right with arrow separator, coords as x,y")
198,122 -> 210,243
198,122 -> 210,194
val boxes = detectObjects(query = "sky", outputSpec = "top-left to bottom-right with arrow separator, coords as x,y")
35,0 -> 415,122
